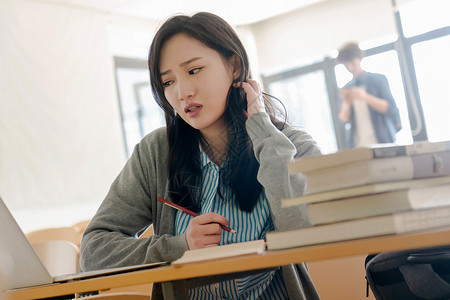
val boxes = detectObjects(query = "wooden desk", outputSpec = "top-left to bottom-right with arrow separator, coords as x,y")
7,228 -> 450,300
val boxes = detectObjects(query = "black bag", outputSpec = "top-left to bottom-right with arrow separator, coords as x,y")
365,246 -> 450,300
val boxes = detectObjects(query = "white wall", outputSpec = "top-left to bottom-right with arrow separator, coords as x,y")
0,0 -> 263,234
107,14 -> 160,59
251,0 -> 397,75
0,0 -> 127,232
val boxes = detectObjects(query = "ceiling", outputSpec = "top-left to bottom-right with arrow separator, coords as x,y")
36,0 -> 326,25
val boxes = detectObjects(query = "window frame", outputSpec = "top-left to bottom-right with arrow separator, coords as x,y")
262,7 -> 450,150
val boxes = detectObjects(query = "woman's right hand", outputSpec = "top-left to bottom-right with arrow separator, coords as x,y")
185,212 -> 229,249
233,79 -> 265,117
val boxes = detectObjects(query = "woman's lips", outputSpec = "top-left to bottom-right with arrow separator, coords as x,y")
185,104 -> 202,117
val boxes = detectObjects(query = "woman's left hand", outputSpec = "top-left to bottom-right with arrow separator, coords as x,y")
234,79 -> 265,117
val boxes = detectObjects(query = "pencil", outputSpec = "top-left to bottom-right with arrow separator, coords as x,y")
157,197 -> 237,234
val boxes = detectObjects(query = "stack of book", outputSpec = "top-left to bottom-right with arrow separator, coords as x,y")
266,140 -> 450,250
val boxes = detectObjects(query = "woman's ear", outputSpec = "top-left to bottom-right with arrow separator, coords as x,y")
230,54 -> 242,81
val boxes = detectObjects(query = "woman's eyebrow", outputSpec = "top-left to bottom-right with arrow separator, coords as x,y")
160,57 -> 202,76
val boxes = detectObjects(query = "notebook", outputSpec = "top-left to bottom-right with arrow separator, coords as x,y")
0,195 -> 167,291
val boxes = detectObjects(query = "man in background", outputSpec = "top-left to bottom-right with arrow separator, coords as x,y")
337,42 -> 401,148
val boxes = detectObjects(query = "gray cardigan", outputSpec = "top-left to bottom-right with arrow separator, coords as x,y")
80,112 -> 322,299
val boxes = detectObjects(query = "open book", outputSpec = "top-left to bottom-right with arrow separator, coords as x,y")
172,240 -> 266,267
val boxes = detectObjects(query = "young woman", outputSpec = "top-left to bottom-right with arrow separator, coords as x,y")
80,12 -> 321,299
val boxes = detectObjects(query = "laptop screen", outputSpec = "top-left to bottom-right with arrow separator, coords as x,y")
0,196 -> 53,290
0,195 -> 168,292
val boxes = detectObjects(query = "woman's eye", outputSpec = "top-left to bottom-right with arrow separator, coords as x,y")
162,80 -> 173,87
188,67 -> 202,75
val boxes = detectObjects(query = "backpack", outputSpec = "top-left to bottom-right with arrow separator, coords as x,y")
365,246 -> 450,300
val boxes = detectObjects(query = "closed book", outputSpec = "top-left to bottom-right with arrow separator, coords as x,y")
282,176 -> 450,207
306,183 -> 450,225
172,240 -> 266,267
304,151 -> 450,194
266,205 -> 450,250
289,140 -> 450,174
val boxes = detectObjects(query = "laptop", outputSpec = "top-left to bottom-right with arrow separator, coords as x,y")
0,195 -> 168,291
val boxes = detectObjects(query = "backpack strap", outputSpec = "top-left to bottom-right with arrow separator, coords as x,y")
399,263 -> 450,299
365,247 -> 450,300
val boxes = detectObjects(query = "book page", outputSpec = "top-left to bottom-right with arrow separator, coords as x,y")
172,240 -> 266,267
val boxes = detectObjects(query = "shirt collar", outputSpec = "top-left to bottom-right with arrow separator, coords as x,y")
199,144 -> 212,168
199,143 -> 229,170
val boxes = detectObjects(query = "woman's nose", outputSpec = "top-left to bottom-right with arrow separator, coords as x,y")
177,79 -> 195,101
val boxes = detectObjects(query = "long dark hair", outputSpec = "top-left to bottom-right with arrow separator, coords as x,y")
148,12 -> 286,213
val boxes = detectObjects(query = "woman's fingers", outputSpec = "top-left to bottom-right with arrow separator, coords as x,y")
185,213 -> 229,249
187,226 -> 222,249
233,79 -> 265,116
195,212 -> 229,227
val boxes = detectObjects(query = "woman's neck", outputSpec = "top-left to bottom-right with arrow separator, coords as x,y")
201,132 -> 229,166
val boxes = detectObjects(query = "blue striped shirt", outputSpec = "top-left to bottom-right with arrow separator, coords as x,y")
175,146 -> 288,299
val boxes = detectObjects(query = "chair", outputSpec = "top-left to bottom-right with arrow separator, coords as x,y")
139,224 -> 154,239
71,219 -> 91,250
31,240 -> 149,299
32,240 -> 79,276
28,222 -> 154,298
27,226 -> 81,248
73,219 -> 90,236
31,240 -> 80,300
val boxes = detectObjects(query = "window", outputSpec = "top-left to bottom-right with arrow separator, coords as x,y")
264,0 -> 450,151
115,57 -> 165,157
411,35 -> 450,142
267,70 -> 337,154
335,51 -> 413,146
400,0 -> 450,38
